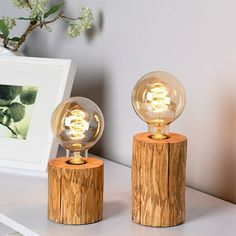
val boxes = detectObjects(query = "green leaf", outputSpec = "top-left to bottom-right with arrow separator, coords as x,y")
0,19 -> 9,38
0,85 -> 22,101
44,3 -> 65,18
0,98 -> 12,106
9,37 -> 20,42
9,102 -> 25,122
20,87 -> 38,105
0,111 -> 4,125
17,17 -> 36,21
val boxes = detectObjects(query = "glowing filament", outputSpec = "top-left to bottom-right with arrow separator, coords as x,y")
147,82 -> 170,112
66,109 -> 89,140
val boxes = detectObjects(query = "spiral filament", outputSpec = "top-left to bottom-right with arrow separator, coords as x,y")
65,109 -> 89,140
146,82 -> 170,112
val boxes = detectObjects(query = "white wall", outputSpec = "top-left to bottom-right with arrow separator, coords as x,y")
0,0 -> 235,203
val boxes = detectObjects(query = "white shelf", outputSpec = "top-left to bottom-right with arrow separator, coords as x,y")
0,222 -> 20,235
0,158 -> 235,236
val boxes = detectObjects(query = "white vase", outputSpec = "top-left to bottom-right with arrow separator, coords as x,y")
0,45 -> 24,56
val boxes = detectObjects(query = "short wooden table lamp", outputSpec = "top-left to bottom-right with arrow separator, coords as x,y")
48,97 -> 104,225
131,71 -> 187,227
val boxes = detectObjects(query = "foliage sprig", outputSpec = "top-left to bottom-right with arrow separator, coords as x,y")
0,0 -> 93,51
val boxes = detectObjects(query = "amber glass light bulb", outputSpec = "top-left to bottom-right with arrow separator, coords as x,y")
132,71 -> 186,140
51,97 -> 104,164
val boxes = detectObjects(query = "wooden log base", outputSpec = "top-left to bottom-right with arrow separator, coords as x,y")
48,157 -> 104,225
132,133 -> 187,227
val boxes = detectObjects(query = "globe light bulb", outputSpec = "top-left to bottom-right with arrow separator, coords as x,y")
51,97 -> 104,165
132,71 -> 186,140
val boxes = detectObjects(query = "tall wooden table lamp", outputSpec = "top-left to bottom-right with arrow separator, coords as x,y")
131,71 -> 187,227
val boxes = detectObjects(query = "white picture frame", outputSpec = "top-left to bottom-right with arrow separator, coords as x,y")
0,56 -> 76,173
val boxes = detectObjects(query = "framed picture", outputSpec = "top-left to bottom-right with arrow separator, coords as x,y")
0,56 -> 76,172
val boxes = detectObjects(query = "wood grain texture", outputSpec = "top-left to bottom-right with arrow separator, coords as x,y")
48,157 -> 103,225
132,133 -> 187,227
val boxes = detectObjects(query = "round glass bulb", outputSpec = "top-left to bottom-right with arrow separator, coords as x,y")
132,71 -> 186,140
51,97 -> 104,164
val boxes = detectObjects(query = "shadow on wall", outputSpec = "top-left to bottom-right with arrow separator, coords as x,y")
23,31 -> 50,58
184,75 -> 236,204
71,67 -> 109,159
214,93 -> 236,203
85,10 -> 104,42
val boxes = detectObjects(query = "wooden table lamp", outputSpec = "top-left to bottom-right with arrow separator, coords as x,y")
131,71 -> 187,227
48,97 -> 104,225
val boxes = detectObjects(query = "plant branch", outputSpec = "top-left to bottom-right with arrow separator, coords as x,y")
3,38 -> 9,48
13,20 -> 37,51
61,15 -> 80,21
3,124 -> 18,136
13,11 -> 64,52
25,0 -> 32,9
13,124 -> 24,139
44,11 -> 64,24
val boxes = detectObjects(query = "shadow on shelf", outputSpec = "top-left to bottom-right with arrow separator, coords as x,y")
103,200 -> 127,219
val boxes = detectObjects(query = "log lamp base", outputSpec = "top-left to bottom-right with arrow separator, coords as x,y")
132,132 -> 187,227
48,157 -> 103,225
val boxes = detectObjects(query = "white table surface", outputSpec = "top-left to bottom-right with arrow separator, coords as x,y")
0,158 -> 235,236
